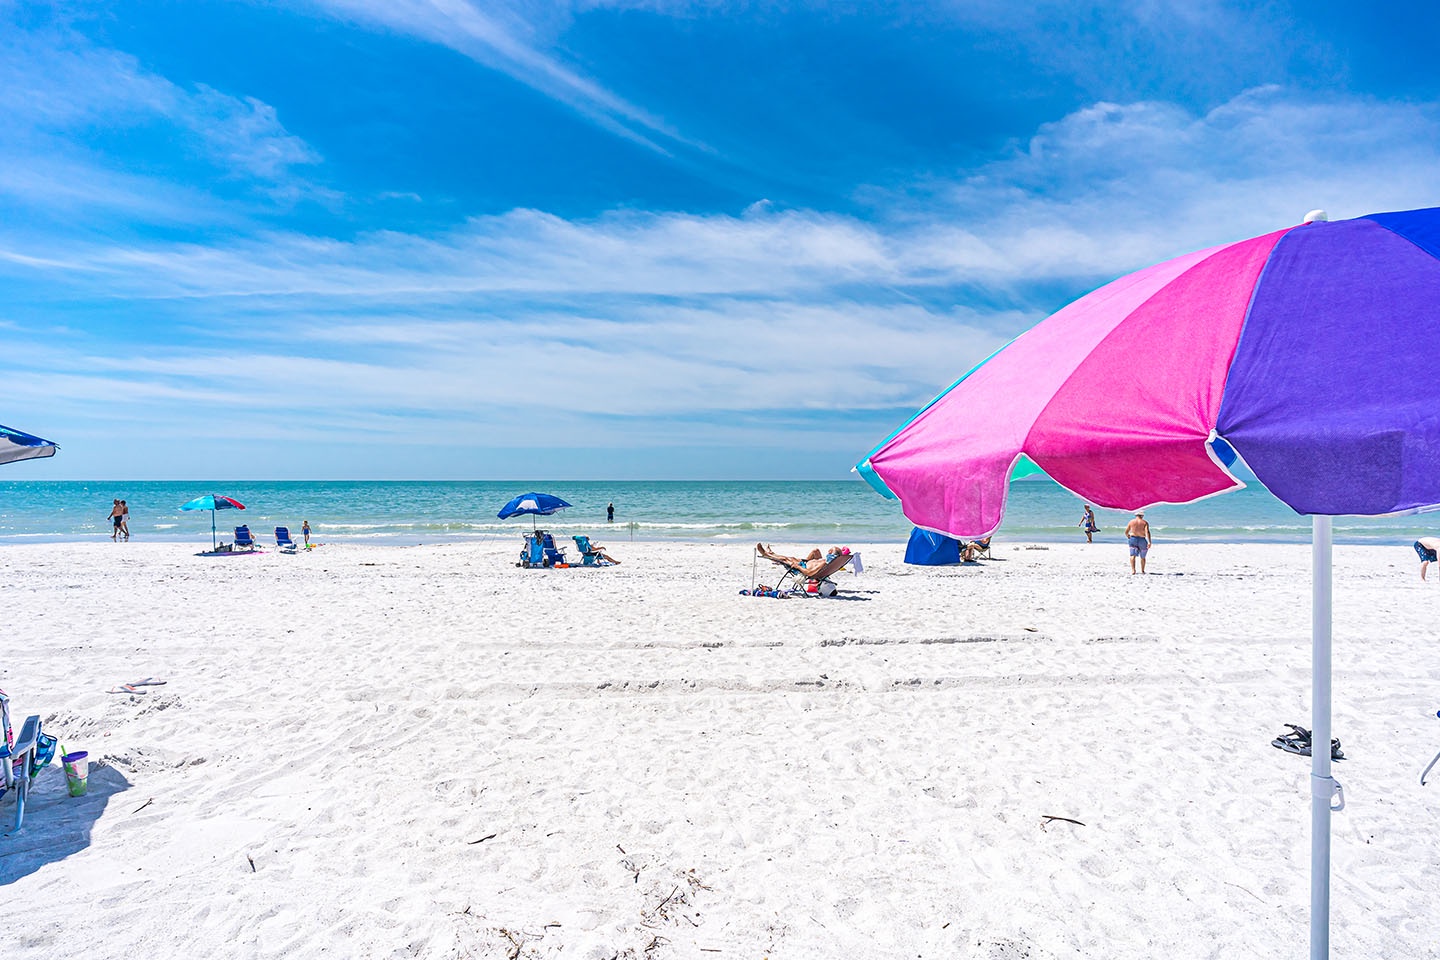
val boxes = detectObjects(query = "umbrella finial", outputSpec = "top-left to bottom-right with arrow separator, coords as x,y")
1303,209 -> 1329,224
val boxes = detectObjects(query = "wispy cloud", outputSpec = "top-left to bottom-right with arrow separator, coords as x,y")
0,17 -> 327,219
14,85 -> 1439,303
303,0 -> 699,155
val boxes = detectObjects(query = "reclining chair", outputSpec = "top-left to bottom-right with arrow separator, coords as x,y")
572,535 -> 616,566
761,548 -> 862,597
233,525 -> 258,550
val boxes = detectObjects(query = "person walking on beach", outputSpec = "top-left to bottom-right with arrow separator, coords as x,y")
1079,505 -> 1099,543
607,502 -> 615,523
1125,512 -> 1152,574
1415,536 -> 1440,580
302,520 -> 311,547
119,499 -> 131,541
108,499 -> 124,541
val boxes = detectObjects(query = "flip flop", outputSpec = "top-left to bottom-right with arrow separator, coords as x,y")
129,677 -> 167,686
107,684 -> 146,695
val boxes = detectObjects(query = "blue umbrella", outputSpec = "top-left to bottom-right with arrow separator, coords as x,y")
497,492 -> 571,530
180,494 -> 246,550
0,423 -> 58,466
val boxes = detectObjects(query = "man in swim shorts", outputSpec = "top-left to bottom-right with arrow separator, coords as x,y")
1415,536 -> 1440,581
1124,512 -> 1152,574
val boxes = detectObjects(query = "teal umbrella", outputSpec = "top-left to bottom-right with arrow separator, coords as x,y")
180,494 -> 246,550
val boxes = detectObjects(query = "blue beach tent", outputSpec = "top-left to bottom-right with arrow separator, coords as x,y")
903,527 -> 963,565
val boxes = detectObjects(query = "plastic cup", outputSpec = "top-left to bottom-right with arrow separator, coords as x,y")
62,750 -> 88,797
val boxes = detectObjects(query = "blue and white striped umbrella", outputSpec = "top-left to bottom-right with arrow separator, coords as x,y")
0,424 -> 58,466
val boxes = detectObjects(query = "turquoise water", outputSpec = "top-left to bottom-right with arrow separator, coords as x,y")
0,479 -> 1430,545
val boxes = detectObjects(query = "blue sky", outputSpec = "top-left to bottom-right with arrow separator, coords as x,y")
3,1 -> 1439,479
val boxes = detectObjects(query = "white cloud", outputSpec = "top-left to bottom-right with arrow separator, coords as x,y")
5,84 -> 1440,471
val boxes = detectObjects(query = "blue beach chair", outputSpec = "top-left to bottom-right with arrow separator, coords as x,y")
519,530 -> 568,568
1,691 -> 57,834
275,527 -> 298,553
233,525 -> 257,550
572,535 -> 616,566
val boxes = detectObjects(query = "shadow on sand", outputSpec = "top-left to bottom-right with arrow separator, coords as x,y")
1,763 -> 131,885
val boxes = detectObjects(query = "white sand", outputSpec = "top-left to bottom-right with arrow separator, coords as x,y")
2,539 -> 1439,959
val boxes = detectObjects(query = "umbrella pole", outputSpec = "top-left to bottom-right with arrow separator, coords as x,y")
1310,515 -> 1334,960
211,510 -> 217,551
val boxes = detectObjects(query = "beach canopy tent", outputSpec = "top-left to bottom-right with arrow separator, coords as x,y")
903,527 -> 963,565
856,206 -> 1440,960
180,494 -> 246,551
0,424 -> 58,466
497,492 -> 571,530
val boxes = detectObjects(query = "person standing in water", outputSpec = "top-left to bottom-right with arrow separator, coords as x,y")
607,502 -> 615,523
1079,505 -> 1099,544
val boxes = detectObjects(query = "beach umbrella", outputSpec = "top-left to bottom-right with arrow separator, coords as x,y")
497,492 -> 571,530
0,423 -> 58,466
180,494 -> 246,550
856,206 -> 1440,960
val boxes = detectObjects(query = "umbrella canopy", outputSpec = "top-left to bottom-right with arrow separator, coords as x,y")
497,492 -> 572,523
180,495 -> 246,512
859,206 -> 1440,535
180,494 -> 246,550
0,423 -> 58,466
857,206 -> 1440,960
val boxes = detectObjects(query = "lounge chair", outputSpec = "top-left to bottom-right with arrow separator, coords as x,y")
761,547 -> 861,597
233,525 -> 257,550
275,527 -> 298,553
1,691 -> 57,834
572,535 -> 616,566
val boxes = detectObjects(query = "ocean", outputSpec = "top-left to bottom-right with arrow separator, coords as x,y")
0,479 -> 1430,546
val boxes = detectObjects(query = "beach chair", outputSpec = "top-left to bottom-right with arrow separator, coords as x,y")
572,535 -> 614,566
765,549 -> 861,597
540,532 -> 567,567
963,537 -> 992,561
275,527 -> 298,553
1,691 -> 57,834
519,531 -> 568,568
233,525 -> 257,550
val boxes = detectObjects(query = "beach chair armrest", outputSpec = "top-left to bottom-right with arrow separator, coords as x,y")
11,715 -> 39,758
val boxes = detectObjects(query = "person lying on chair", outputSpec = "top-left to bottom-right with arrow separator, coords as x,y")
755,543 -> 851,575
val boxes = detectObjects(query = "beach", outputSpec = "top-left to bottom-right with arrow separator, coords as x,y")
3,539 -> 1439,959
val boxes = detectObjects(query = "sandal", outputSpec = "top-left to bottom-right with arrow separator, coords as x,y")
1271,724 -> 1345,760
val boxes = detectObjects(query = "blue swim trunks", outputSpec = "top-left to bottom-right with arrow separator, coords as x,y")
1415,541 -> 1437,562
1128,535 -> 1149,557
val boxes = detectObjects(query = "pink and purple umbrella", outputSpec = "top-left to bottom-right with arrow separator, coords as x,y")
858,206 -> 1440,959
